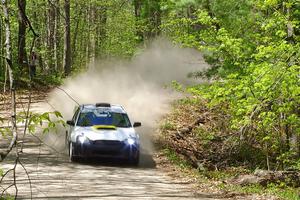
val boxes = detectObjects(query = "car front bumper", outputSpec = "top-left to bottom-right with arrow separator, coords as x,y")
72,140 -> 139,159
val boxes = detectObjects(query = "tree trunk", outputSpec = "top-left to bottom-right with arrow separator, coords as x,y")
85,4 -> 91,65
153,2 -> 161,37
54,0 -> 60,72
47,0 -> 55,71
1,0 -> 18,162
2,0 -> 12,86
0,15 -> 4,79
31,2 -> 44,73
133,0 -> 143,42
96,6 -> 107,58
63,0 -> 71,76
144,0 -> 161,40
17,0 -> 27,68
89,6 -> 96,67
71,2 -> 82,66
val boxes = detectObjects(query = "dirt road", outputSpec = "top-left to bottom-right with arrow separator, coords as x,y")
2,138 -> 210,199
0,98 -> 226,200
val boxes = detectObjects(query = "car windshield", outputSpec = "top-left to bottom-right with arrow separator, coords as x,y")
77,109 -> 131,128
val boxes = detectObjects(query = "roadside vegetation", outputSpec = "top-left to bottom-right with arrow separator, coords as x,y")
161,0 -> 300,171
157,97 -> 299,199
156,1 -> 299,199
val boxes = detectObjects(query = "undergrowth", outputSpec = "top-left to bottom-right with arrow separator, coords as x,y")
158,97 -> 300,200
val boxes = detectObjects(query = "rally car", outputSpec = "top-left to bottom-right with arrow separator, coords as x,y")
66,103 -> 141,165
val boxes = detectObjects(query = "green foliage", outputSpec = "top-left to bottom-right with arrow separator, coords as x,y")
36,75 -> 64,86
194,127 -> 214,145
221,183 -> 300,200
0,196 -> 14,200
170,80 -> 184,92
160,121 -> 176,131
0,127 -> 11,138
17,111 -> 65,134
201,167 -> 250,181
102,4 -> 138,58
0,0 -> 144,82
162,0 -> 300,170
163,148 -> 191,169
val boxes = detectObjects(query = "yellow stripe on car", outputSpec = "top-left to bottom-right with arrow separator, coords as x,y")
92,125 -> 116,130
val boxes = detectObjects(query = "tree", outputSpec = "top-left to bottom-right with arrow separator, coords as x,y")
63,0 -> 71,76
161,0 -> 300,169
0,0 -> 150,79
1,0 -> 18,162
17,0 -> 27,68
53,0 -> 60,72
134,0 -> 161,41
47,0 -> 55,71
133,0 -> 143,41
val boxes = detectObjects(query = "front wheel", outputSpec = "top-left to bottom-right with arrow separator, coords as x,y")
65,131 -> 68,147
129,150 -> 140,166
69,142 -> 79,162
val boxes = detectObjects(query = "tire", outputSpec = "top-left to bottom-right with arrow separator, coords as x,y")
69,142 -> 79,162
129,150 -> 140,166
65,131 -> 68,147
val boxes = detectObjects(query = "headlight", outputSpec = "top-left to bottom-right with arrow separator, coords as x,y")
127,138 -> 135,145
78,135 -> 88,144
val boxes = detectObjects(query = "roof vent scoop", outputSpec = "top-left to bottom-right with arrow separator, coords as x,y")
96,103 -> 111,107
93,125 -> 116,130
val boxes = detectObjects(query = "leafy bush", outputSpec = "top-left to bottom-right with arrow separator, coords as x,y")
162,0 -> 300,170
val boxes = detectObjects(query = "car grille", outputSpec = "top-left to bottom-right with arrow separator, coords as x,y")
92,140 -> 125,155
93,140 -> 123,146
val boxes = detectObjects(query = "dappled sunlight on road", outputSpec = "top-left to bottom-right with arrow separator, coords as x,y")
1,136 -> 215,199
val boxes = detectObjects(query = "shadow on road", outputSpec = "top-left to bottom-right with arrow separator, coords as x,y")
2,137 -> 223,200
73,152 -> 156,169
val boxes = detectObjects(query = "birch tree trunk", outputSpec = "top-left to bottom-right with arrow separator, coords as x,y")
54,0 -> 60,72
96,6 -> 107,58
47,0 -> 55,71
63,0 -> 71,76
89,6 -> 96,68
0,15 -> 4,84
17,0 -> 27,68
85,3 -> 91,65
1,0 -> 18,161
71,1 -> 82,66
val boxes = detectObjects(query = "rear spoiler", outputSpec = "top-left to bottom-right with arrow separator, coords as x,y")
96,103 -> 111,107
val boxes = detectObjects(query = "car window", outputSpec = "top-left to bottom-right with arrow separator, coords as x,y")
77,111 -> 131,128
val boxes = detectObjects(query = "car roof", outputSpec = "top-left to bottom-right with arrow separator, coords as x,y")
79,104 -> 127,114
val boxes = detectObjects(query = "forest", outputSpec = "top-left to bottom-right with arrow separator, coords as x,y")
0,0 -> 299,199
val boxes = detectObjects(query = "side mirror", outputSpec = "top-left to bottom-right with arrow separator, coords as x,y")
66,120 -> 75,126
133,122 -> 141,128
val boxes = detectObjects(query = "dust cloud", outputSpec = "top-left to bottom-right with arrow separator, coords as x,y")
47,38 -> 208,158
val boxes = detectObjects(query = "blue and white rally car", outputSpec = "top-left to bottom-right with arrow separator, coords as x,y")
66,103 -> 141,165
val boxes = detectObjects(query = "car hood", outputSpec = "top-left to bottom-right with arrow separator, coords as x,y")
73,126 -> 138,141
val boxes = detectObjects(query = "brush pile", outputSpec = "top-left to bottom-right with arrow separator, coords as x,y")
158,97 -> 237,170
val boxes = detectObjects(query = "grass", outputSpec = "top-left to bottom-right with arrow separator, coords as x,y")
160,121 -> 175,131
162,148 -> 191,169
0,195 -> 14,200
219,182 -> 300,200
201,167 -> 248,180
194,127 -> 215,146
